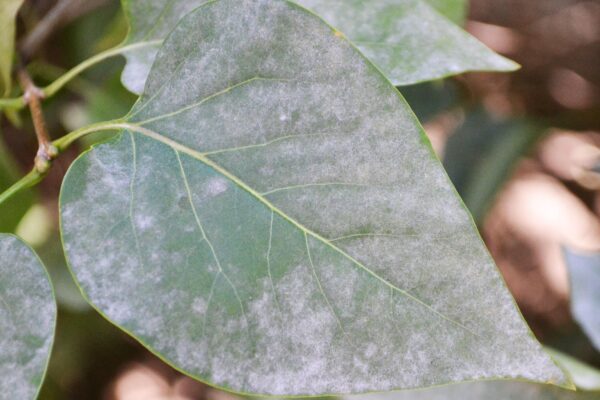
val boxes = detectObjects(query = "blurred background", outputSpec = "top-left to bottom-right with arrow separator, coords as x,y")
1,0 -> 599,398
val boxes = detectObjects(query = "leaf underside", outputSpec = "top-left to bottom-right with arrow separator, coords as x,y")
564,248 -> 600,352
0,234 -> 56,400
119,0 -> 516,94
61,0 -> 565,395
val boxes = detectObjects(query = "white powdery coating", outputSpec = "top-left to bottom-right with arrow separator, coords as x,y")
0,235 -> 55,400
297,0 -> 515,85
120,0 -> 514,95
344,380 -> 579,400
121,0 -> 209,94
62,0 -> 566,396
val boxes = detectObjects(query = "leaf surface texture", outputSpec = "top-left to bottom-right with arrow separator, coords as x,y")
119,0 -> 516,93
62,0 -> 564,395
0,234 -> 55,400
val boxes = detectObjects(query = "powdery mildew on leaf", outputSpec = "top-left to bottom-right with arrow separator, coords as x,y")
297,0 -> 517,85
120,0 -> 209,94
61,0 -> 566,395
119,0 -> 515,94
345,380 -> 597,400
0,0 -> 24,96
0,234 -> 55,400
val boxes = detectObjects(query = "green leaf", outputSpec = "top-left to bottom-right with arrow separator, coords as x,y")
345,381 -> 598,400
0,0 -> 23,96
564,247 -> 600,352
443,109 -> 541,224
61,0 -> 566,395
0,234 -> 56,399
301,0 -> 517,86
546,348 -> 600,391
118,0 -> 516,94
424,0 -> 467,25
0,137 -> 35,232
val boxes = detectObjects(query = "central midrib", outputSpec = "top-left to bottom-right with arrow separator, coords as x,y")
90,120 -> 483,340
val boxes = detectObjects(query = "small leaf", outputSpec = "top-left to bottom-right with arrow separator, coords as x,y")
119,0 -> 517,94
61,0 -> 565,395
0,234 -> 56,399
0,0 -> 24,97
564,247 -> 600,351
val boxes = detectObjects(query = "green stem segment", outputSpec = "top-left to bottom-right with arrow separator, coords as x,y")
0,41 -> 161,110
0,40 -> 162,204
0,170 -> 44,206
52,120 -> 127,151
0,119 -> 126,206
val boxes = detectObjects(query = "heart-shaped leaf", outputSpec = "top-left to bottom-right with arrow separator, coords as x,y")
0,0 -> 24,96
564,247 -> 600,351
119,0 -> 516,94
0,234 -> 56,399
61,0 -> 565,395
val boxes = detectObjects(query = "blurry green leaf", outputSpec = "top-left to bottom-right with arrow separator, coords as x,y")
60,1 -> 124,71
15,204 -> 53,248
344,380 -> 597,400
0,0 -> 23,96
443,108 -> 541,224
424,0 -> 467,25
564,248 -> 600,352
82,71 -> 138,124
0,234 -> 56,400
0,137 -> 35,232
119,0 -> 516,94
400,80 -> 459,123
61,0 -> 566,395
36,231 -> 90,312
37,308 -> 140,399
547,348 -> 600,391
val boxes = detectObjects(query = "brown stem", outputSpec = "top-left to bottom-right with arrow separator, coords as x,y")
17,68 -> 57,174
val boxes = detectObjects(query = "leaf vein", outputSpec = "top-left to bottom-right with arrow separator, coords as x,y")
175,149 -> 250,334
305,233 -> 354,347
262,181 -> 388,196
118,123 -> 481,340
133,76 -> 293,124
202,132 -> 333,156
267,210 -> 283,316
128,133 -> 145,269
